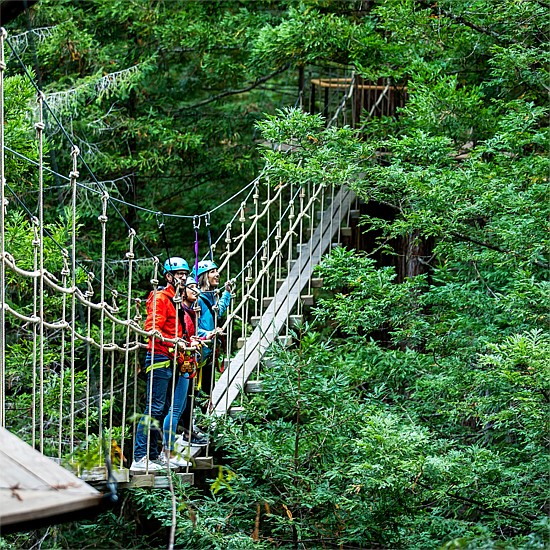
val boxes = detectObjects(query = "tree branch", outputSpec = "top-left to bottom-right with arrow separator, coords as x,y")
451,231 -> 547,268
182,64 -> 291,110
413,0 -> 517,44
412,478 -> 537,523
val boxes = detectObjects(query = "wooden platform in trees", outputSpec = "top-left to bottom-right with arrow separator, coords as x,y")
211,186 -> 355,414
0,427 -> 103,530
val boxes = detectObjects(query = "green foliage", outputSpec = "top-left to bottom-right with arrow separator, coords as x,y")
181,323 -> 546,548
257,107 -> 366,188
314,247 -> 427,341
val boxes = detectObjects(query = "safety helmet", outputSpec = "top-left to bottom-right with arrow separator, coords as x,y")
192,260 -> 217,278
185,276 -> 198,286
163,257 -> 190,274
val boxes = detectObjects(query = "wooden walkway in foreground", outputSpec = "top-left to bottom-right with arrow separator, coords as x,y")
0,427 -> 103,530
211,186 -> 355,414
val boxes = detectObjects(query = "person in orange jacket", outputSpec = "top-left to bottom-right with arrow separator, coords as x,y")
131,257 -> 201,472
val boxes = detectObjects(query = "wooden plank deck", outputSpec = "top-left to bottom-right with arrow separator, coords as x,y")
0,427 -> 103,528
211,186 -> 355,414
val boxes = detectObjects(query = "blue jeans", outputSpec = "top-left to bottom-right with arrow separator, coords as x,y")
134,354 -> 190,461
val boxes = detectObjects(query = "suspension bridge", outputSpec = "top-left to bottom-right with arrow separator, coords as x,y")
0,26 -> 406,527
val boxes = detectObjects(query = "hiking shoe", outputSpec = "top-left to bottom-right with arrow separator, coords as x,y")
130,456 -> 166,473
181,429 -> 209,447
192,424 -> 209,439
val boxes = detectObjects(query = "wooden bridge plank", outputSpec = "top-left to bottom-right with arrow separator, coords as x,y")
212,187 -> 355,414
0,427 -> 102,527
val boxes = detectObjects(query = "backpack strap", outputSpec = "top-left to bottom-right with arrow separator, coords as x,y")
199,293 -> 219,323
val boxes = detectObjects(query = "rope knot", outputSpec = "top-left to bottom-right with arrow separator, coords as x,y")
71,145 -> 80,157
69,170 -> 79,179
173,287 -> 182,304
134,299 -> 143,322
111,291 -> 119,313
34,122 -> 45,131
98,214 -> 108,224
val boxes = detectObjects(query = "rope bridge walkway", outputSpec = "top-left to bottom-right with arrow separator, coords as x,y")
0,28 -> 370,497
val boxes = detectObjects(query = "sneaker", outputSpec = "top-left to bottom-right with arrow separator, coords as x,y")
181,429 -> 209,447
130,456 -> 166,473
193,424 -> 209,439
160,452 -> 191,468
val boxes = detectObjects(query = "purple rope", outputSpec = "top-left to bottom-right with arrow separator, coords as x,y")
193,215 -> 200,276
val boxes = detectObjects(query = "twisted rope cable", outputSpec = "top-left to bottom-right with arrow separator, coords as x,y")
36,91 -> 47,453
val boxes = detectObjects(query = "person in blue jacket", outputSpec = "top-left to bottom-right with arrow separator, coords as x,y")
180,260 -> 232,445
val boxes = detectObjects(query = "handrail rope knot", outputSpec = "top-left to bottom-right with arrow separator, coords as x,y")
31,221 -> 40,248
111,291 -> 119,313
85,272 -> 95,298
60,249 -> 70,276
133,299 -> 142,323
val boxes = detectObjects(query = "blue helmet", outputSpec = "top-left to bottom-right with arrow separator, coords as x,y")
185,275 -> 198,286
192,260 -> 217,278
163,257 -> 190,274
